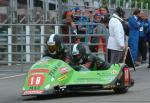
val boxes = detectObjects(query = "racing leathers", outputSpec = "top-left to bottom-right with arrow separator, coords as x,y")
72,53 -> 110,71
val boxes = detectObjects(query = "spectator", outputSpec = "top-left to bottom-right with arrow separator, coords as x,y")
98,7 -> 110,61
145,20 -> 150,68
62,10 -> 77,43
89,13 -> 102,52
99,6 -> 109,15
74,7 -> 90,43
85,9 -> 94,34
64,10 -> 77,32
95,9 -> 100,14
73,7 -> 82,22
138,11 -> 148,63
99,6 -> 110,28
93,13 -> 101,23
128,9 -> 141,65
107,7 -> 125,64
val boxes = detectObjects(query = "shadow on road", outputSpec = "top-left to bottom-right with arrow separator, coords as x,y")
22,91 -> 118,101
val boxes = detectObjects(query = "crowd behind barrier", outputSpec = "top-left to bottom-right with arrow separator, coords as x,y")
0,6 -> 150,69
63,6 -> 150,67
0,23 -> 108,66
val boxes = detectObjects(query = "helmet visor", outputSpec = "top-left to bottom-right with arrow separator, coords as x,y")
47,45 -> 58,53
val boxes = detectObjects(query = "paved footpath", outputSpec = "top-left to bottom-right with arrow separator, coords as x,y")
134,63 -> 148,70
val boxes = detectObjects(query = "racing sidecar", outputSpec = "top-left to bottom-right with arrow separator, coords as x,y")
22,57 -> 134,96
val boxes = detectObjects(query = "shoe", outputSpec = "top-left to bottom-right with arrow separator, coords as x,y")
141,60 -> 146,64
147,65 -> 150,68
135,62 -> 141,66
130,78 -> 134,86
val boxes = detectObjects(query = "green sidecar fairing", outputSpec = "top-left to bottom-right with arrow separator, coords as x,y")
22,57 -> 134,96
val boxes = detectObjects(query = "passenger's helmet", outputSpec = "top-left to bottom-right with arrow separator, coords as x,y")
47,34 -> 62,54
72,43 -> 86,61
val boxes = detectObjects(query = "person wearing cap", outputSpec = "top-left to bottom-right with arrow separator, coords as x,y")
93,13 -> 101,23
74,7 -> 81,14
73,7 -> 81,22
43,34 -> 72,63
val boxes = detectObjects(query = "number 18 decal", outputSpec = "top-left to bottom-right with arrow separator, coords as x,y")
28,74 -> 45,86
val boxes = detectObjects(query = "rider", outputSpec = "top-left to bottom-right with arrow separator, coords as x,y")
71,43 -> 110,70
44,34 -> 72,63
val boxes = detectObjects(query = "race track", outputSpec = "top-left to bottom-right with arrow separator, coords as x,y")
0,65 -> 150,103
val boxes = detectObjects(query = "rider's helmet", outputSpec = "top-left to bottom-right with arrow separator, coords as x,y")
72,43 -> 86,62
47,34 -> 63,54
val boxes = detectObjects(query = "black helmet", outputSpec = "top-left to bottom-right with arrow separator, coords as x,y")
47,34 -> 63,53
72,43 -> 86,56
115,7 -> 125,18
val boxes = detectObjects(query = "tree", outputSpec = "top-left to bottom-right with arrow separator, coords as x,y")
101,0 -> 150,9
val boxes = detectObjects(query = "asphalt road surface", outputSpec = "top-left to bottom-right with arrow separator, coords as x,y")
0,65 -> 150,103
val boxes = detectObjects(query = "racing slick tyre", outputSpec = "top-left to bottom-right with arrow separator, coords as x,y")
113,64 -> 130,94
113,87 -> 128,94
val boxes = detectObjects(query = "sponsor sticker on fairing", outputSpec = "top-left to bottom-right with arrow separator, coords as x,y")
59,67 -> 68,74
22,90 -> 44,95
124,67 -> 129,86
29,69 -> 49,74
112,70 -> 117,74
58,74 -> 67,81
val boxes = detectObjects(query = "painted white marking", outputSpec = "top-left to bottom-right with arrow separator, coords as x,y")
0,73 -> 26,80
0,74 -> 6,76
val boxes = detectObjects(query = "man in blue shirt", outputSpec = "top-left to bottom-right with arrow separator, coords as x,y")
128,9 -> 141,64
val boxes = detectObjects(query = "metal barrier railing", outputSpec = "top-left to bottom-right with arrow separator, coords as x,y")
0,23 -> 109,66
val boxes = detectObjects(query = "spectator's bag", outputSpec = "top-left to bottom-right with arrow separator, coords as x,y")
121,21 -> 130,36
112,16 -> 130,36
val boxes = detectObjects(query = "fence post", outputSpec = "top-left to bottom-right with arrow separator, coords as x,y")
141,2 -> 143,9
135,1 -> 137,8
41,26 -> 45,58
108,0 -> 111,8
55,26 -> 59,34
26,26 -> 30,62
146,3 -> 148,10
8,28 -> 12,66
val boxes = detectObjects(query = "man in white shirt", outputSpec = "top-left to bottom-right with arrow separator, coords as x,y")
107,7 -> 125,64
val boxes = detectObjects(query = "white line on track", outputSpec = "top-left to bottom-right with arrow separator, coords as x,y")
0,73 -> 26,80
0,74 -> 6,76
